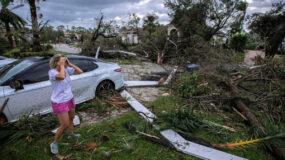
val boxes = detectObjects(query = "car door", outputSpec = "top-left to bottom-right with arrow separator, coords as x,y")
4,61 -> 52,120
69,58 -> 99,104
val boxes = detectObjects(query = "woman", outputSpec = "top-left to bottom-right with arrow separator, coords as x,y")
48,54 -> 83,154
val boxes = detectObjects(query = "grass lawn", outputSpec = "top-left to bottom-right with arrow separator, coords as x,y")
0,112 -> 194,160
0,95 -> 275,160
150,96 -> 273,160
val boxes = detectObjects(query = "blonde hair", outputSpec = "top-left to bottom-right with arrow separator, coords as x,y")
49,54 -> 65,68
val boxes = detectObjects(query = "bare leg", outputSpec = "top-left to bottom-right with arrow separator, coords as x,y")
68,108 -> 75,132
54,113 -> 71,142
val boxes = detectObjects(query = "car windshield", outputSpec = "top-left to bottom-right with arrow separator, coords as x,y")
0,60 -> 34,85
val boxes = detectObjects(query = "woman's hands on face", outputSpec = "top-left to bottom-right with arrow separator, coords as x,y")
58,57 -> 66,67
66,58 -> 72,67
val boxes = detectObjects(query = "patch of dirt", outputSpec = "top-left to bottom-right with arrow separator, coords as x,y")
127,87 -> 165,102
244,50 -> 265,66
121,62 -> 168,80
121,62 -> 169,102
52,43 -> 82,54
78,109 -> 130,126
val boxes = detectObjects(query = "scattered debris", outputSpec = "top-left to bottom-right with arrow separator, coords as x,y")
202,120 -> 237,132
120,90 -> 246,159
105,93 -> 129,109
163,66 -> 178,85
162,93 -> 170,96
186,64 -> 200,73
85,142 -> 97,151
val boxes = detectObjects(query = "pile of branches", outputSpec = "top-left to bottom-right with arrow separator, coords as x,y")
0,114 -> 57,148
171,60 -> 285,159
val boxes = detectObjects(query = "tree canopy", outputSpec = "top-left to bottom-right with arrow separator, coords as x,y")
165,0 -> 248,41
248,1 -> 285,56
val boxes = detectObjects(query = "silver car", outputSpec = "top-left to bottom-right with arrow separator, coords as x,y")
0,55 -> 124,124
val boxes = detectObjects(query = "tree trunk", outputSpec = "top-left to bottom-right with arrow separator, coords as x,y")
228,81 -> 285,160
28,0 -> 41,51
4,22 -> 16,48
157,51 -> 164,65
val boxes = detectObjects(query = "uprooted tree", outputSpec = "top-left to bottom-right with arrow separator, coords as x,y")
248,1 -> 285,57
82,13 -> 118,56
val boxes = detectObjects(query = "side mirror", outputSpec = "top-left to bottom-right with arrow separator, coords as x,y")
9,80 -> 24,91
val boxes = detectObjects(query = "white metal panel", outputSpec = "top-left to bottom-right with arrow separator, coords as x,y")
120,90 -> 156,122
124,81 -> 159,87
160,129 -> 247,160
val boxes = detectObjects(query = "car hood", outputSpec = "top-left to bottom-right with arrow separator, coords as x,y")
0,59 -> 17,68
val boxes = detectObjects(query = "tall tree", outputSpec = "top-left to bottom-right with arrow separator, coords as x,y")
143,13 -> 159,36
249,2 -> 285,57
165,0 -> 247,41
27,0 -> 42,51
0,0 -> 26,48
127,13 -> 140,33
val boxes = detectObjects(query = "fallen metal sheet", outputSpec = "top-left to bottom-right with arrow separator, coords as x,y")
120,90 -> 156,123
95,46 -> 100,59
124,81 -> 159,87
52,115 -> 80,134
160,129 -> 247,160
120,90 -> 246,160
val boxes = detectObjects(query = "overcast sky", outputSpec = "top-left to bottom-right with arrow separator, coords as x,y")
10,0 -> 278,29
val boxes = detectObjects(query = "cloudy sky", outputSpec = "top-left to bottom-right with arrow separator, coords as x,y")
11,0 -> 278,29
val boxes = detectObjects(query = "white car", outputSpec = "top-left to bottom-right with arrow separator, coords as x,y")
0,55 -> 124,124
0,56 -> 17,69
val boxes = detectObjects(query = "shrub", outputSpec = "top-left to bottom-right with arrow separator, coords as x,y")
230,32 -> 248,52
160,107 -> 203,133
3,48 -> 21,58
174,73 -> 208,98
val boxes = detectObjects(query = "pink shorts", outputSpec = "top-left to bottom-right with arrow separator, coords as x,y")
51,98 -> 75,115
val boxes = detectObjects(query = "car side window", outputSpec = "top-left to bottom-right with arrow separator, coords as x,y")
17,62 -> 50,85
70,59 -> 98,72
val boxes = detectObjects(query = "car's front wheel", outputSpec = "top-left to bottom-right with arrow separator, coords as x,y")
96,80 -> 115,99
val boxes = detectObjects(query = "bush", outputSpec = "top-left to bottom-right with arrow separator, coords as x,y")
3,48 -> 21,58
174,73 -> 209,98
230,32 -> 247,52
160,107 -> 203,133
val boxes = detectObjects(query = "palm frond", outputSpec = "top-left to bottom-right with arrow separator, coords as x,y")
0,0 -> 12,8
212,133 -> 285,149
0,8 -> 26,29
